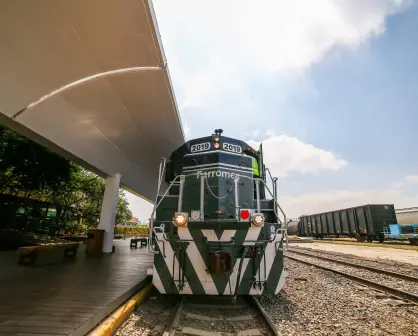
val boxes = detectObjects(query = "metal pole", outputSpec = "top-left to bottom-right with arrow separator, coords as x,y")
255,179 -> 261,213
178,175 -> 185,212
234,176 -> 239,220
200,175 -> 205,221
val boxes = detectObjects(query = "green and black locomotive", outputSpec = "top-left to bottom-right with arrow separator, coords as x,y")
148,129 -> 286,296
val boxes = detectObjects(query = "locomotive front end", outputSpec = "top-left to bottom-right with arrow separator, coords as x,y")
150,130 -> 286,296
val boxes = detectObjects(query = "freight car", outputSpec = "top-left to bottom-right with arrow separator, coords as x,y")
299,204 -> 398,242
383,223 -> 418,245
147,129 -> 287,297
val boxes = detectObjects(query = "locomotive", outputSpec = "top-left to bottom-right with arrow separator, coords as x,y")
148,129 -> 286,297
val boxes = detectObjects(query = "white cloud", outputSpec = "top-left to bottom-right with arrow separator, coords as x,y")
247,134 -> 347,177
153,0 -> 409,110
281,184 -> 418,218
405,175 -> 418,182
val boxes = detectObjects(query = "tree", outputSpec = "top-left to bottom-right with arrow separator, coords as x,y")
0,125 -> 72,196
0,125 -> 134,234
115,191 -> 133,225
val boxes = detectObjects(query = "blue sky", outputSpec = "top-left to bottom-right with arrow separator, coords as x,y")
127,0 -> 418,219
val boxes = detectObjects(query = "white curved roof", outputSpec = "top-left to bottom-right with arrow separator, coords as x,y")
0,0 -> 184,202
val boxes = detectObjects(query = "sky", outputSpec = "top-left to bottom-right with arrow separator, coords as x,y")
126,0 -> 418,220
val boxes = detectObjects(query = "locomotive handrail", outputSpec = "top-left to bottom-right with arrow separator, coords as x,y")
236,175 -> 286,224
148,170 -> 179,253
236,174 -> 288,249
265,168 -> 279,215
260,179 -> 288,249
153,227 -> 167,257
148,157 -> 167,252
149,172 -> 202,252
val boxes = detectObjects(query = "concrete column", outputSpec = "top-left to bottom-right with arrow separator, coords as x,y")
98,173 -> 121,253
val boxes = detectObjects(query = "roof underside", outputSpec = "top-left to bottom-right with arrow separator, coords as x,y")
0,0 -> 185,202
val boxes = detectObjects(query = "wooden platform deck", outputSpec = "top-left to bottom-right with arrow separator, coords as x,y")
0,239 -> 153,336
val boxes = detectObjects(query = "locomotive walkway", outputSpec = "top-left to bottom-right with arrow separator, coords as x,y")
0,240 -> 153,336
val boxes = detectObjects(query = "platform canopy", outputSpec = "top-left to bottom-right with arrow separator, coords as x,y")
0,0 -> 185,202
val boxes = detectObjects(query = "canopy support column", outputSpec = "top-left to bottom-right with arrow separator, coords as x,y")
98,173 -> 121,253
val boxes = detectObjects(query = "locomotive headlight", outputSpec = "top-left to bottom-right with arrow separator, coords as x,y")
251,213 -> 264,226
173,212 -> 188,226
213,136 -> 220,149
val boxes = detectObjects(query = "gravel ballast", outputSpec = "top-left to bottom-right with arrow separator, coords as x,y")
290,246 -> 418,277
117,258 -> 417,335
260,259 -> 418,336
286,251 -> 418,296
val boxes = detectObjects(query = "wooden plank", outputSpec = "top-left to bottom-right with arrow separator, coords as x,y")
0,240 -> 153,336
0,326 -> 74,335
0,311 -> 93,318
0,315 -> 88,323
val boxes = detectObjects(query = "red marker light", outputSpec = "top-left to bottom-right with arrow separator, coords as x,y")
241,209 -> 250,220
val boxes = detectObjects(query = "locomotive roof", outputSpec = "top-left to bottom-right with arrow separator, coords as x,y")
168,133 -> 258,160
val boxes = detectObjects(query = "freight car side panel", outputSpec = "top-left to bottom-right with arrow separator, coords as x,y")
307,217 -> 312,235
369,204 -> 398,236
306,217 -> 310,235
347,209 -> 357,234
315,215 -> 321,234
334,211 -> 342,234
355,206 -> 368,235
321,214 -> 327,234
326,212 -> 334,234
311,216 -> 317,235
340,210 -> 349,234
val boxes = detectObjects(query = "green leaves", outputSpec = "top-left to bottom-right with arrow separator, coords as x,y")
0,125 -> 133,232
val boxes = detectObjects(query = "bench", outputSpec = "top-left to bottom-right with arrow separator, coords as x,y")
130,237 -> 148,249
17,242 -> 79,266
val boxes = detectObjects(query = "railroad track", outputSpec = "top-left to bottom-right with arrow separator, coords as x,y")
287,247 -> 418,283
163,295 -> 279,336
285,249 -> 418,305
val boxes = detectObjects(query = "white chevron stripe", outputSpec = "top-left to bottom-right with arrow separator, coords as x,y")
250,234 -> 283,295
178,282 -> 193,294
152,265 -> 166,294
177,227 -> 218,295
155,232 -> 181,287
201,229 -> 236,241
275,269 -> 287,294
243,226 -> 262,245
223,258 -> 250,295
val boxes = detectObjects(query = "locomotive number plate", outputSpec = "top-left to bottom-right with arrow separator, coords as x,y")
222,142 -> 242,154
191,142 -> 211,153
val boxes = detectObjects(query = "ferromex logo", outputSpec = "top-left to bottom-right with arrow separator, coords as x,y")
196,170 -> 238,179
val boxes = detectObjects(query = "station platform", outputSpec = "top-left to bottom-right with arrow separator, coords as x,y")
0,239 -> 153,336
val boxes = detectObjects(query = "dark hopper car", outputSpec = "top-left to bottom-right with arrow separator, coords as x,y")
299,204 -> 398,242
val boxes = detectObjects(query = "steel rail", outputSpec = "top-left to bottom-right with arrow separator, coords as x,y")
286,255 -> 418,305
163,296 -> 184,336
249,295 -> 280,336
288,248 -> 418,283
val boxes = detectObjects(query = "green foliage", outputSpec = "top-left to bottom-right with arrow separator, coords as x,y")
116,191 -> 133,225
0,125 -> 134,234
0,125 -> 72,196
